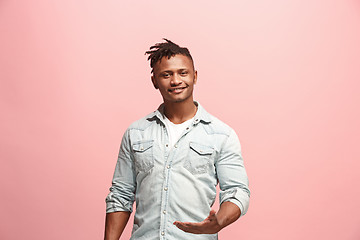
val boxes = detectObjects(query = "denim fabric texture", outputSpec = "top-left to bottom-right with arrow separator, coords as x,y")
105,102 -> 250,240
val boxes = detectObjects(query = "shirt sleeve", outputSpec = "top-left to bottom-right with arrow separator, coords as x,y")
105,129 -> 136,213
216,129 -> 250,216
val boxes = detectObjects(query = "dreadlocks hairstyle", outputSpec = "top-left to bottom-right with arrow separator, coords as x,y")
145,38 -> 194,73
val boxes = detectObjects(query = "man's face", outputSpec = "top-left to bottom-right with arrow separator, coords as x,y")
151,54 -> 197,104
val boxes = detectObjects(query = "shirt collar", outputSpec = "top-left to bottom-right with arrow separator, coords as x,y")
150,101 -> 212,124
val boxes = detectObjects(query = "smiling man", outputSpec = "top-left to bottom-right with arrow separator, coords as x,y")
104,39 -> 250,240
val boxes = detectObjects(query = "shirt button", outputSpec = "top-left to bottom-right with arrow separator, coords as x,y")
186,127 -> 189,130
165,144 -> 169,147
161,231 -> 165,236
174,145 -> 178,148
163,210 -> 166,214
167,165 -> 170,169
140,147 -> 144,150
164,187 -> 168,191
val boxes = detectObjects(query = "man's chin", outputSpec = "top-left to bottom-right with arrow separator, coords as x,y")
163,96 -> 191,104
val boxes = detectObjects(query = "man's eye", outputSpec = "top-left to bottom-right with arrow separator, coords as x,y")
162,73 -> 170,77
180,72 -> 188,76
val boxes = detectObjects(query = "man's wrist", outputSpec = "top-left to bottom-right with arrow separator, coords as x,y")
215,212 -> 229,230
216,201 -> 241,229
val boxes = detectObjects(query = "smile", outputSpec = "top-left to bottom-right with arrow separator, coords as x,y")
168,86 -> 187,93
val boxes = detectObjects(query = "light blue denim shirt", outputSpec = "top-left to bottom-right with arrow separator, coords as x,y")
106,102 -> 250,240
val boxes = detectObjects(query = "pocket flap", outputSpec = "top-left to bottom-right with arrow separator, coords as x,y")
132,140 -> 154,152
189,142 -> 214,155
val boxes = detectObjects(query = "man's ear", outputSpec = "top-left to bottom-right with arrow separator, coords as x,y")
151,75 -> 159,89
193,70 -> 198,85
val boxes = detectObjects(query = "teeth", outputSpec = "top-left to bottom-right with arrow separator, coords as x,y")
170,87 -> 184,92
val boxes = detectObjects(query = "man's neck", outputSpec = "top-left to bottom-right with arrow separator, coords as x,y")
163,98 -> 197,124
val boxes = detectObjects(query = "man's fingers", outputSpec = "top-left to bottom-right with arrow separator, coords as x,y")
173,221 -> 200,228
173,221 -> 202,233
173,210 -> 218,234
209,210 -> 216,217
204,209 -> 217,221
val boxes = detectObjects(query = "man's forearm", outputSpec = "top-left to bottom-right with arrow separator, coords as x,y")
104,211 -> 131,240
216,201 -> 241,229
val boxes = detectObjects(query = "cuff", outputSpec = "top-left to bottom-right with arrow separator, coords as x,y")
105,192 -> 133,213
220,188 -> 250,216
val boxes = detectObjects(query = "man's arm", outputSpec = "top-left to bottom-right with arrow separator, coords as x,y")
175,128 -> 250,234
105,129 -> 136,239
104,211 -> 131,240
174,201 -> 240,234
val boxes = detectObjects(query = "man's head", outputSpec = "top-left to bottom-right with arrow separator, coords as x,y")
145,38 -> 194,73
145,39 -> 197,104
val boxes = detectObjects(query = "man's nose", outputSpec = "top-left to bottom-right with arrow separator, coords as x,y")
170,74 -> 182,85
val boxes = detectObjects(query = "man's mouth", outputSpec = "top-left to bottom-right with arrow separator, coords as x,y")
168,86 -> 187,93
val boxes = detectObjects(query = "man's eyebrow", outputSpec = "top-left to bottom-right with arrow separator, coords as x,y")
159,68 -> 189,74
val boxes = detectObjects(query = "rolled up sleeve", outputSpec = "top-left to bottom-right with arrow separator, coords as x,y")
216,129 -> 250,216
105,129 -> 136,213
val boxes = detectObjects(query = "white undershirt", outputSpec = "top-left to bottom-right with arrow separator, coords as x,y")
163,116 -> 195,147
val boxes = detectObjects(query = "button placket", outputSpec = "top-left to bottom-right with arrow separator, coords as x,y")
161,143 -> 175,239
160,123 -> 171,238
163,125 -> 170,159
160,119 -> 194,238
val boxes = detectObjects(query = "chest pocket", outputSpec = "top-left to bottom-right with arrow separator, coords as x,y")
184,142 -> 214,175
132,140 -> 154,172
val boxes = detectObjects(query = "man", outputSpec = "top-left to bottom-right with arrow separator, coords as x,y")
104,39 -> 250,240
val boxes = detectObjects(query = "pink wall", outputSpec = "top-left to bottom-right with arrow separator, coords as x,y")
1,0 -> 360,239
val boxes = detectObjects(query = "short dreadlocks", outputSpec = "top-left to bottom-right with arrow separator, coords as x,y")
145,38 -> 194,73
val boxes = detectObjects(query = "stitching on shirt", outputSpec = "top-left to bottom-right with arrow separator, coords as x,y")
203,123 -> 231,136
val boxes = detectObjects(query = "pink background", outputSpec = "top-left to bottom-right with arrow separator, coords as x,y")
1,0 -> 360,239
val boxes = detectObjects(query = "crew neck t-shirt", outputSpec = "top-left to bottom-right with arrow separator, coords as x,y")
163,116 -> 195,147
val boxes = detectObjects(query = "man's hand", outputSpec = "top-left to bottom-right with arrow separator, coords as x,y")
173,201 -> 241,234
173,210 -> 222,234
